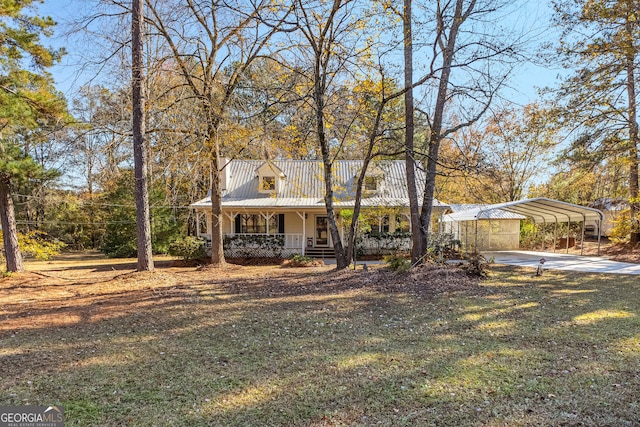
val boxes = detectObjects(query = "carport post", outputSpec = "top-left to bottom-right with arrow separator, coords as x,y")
541,218 -> 546,251
597,219 -> 601,256
580,213 -> 586,256
553,220 -> 557,253
465,221 -> 469,253
566,219 -> 570,254
474,218 -> 479,253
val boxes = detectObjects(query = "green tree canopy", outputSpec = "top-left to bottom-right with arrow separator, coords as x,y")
0,0 -> 67,271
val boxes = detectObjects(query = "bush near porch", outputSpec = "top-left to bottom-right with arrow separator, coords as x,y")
223,234 -> 289,258
357,232 -> 460,259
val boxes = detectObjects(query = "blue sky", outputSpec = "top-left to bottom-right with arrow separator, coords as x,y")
36,0 -> 565,105
32,0 -> 569,192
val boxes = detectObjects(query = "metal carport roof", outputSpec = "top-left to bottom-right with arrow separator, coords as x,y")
447,197 -> 604,223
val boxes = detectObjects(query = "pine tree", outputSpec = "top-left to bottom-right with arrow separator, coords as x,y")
1,0 -> 67,271
553,0 -> 640,240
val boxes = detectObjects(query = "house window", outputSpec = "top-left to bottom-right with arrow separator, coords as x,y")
237,214 -> 280,234
395,215 -> 410,232
369,215 -> 390,234
197,212 -> 208,235
261,176 -> 276,191
381,215 -> 390,233
364,176 -> 377,192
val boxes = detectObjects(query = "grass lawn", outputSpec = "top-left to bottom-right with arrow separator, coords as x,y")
1,255 -> 639,426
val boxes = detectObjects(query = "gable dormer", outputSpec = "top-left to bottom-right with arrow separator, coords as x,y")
256,161 -> 286,194
363,164 -> 385,195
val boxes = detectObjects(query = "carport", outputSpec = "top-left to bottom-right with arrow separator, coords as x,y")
453,198 -> 605,255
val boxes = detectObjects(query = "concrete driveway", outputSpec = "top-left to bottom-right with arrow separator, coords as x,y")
484,250 -> 640,275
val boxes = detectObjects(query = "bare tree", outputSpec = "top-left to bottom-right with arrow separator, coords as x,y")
406,0 -> 522,261
285,0 -> 396,269
145,0 -> 292,266
279,0 -> 355,269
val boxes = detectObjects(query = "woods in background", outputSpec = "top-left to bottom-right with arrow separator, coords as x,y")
2,0 -> 639,270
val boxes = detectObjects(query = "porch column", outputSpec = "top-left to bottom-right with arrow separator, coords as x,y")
224,212 -> 236,235
262,212 -> 275,234
297,211 -> 306,256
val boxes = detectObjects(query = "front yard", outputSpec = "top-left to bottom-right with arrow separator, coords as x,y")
1,254 -> 639,426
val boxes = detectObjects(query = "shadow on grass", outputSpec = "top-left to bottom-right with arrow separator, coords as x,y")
1,264 -> 640,426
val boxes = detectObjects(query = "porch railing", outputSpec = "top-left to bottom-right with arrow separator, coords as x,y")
222,233 -> 303,258
200,232 -> 456,258
357,232 -> 457,256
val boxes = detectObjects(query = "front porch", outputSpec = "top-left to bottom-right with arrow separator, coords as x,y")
193,208 -> 448,259
200,232 -> 347,258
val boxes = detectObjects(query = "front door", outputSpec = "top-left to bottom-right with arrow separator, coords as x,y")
315,216 -> 329,247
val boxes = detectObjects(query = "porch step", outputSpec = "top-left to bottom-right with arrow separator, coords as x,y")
304,248 -> 335,259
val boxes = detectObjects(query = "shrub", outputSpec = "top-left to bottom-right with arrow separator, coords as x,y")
100,170 -> 186,257
609,209 -> 631,243
169,236 -> 206,261
283,253 -> 323,267
110,242 -> 137,258
11,231 -> 66,260
462,253 -> 492,278
384,254 -> 411,272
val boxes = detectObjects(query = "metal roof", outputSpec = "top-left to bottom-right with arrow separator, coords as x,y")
444,204 -> 526,221
190,160 -> 450,210
444,198 -> 604,223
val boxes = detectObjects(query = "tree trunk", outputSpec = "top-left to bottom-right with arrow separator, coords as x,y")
132,0 -> 154,271
310,12 -> 348,270
209,154 -> 227,266
0,177 -> 23,272
344,119 -> 383,264
420,63 -> 454,255
322,159 -> 348,270
315,98 -> 347,269
419,0 -> 469,257
403,0 -> 422,264
624,24 -> 640,242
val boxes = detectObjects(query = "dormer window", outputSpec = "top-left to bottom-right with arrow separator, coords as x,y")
262,176 -> 276,192
256,161 -> 285,194
364,176 -> 378,192
363,163 -> 384,194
